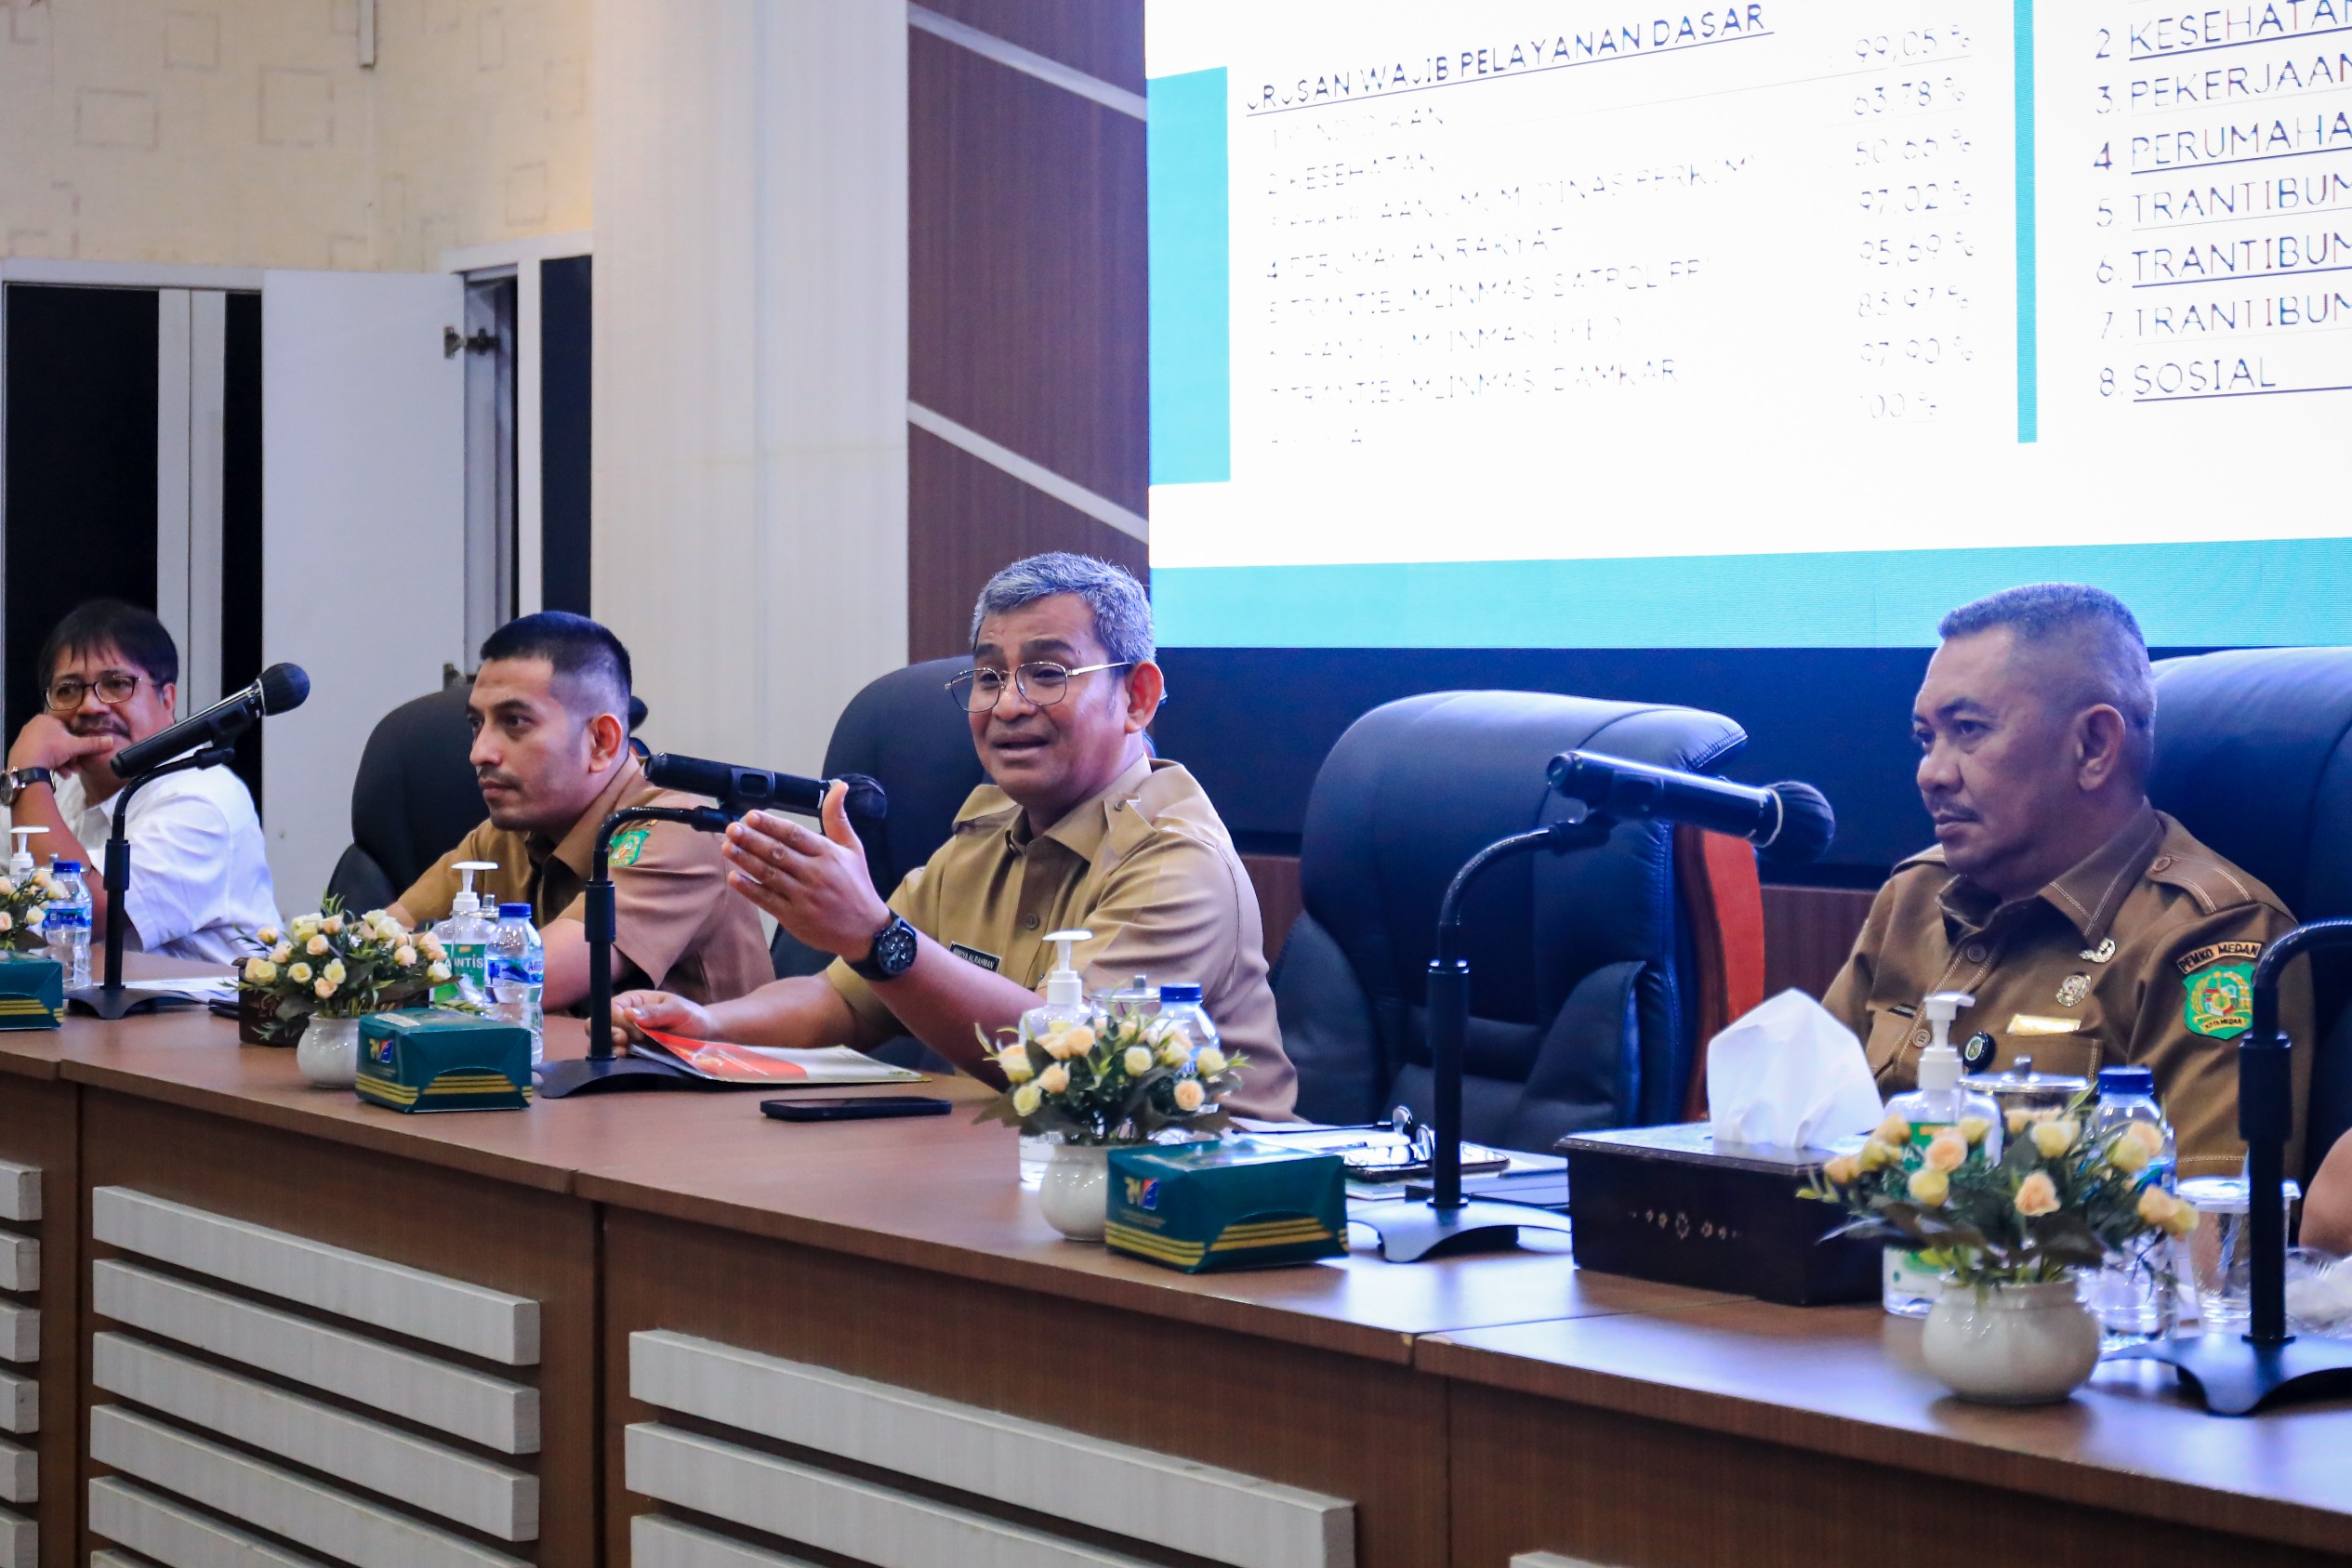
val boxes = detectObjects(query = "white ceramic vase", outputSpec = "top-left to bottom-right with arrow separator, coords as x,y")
295,1014 -> 362,1089
1037,1143 -> 1112,1241
1920,1277 -> 2103,1404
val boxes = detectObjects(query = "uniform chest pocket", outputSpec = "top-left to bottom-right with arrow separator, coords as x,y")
1865,1009 -> 1923,1076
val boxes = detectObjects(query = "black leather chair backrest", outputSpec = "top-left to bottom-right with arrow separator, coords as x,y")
324,683 -> 484,916
1275,691 -> 1747,1151
2148,648 -> 2352,1180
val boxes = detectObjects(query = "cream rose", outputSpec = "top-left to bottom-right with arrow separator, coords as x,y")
2108,1133 -> 2151,1174
1172,1078 -> 1207,1113
244,957 -> 277,984
1858,1139 -> 1899,1172
395,945 -> 417,968
1196,1046 -> 1229,1077
271,942 -> 294,964
1037,1062 -> 1071,1095
1822,1153 -> 1860,1186
288,961 -> 313,983
2124,1121 -> 2166,1157
0,878 -> 17,898
1959,1115 -> 1993,1147
1923,1127 -> 1968,1172
0,913 -> 15,934
427,961 -> 452,982
1874,1113 -> 1912,1146
2014,1171 -> 2061,1217
306,933 -> 331,956
313,978 -> 337,1000
321,914 -> 344,935
255,925 -> 280,946
2004,1107 -> 2032,1138
322,960 -> 347,985
2030,1118 -> 2078,1159
1907,1167 -> 1949,1206
1059,1024 -> 1096,1055
999,1047 -> 1036,1083
1123,1045 -> 1154,1075
1157,1039 -> 1190,1068
1011,1081 -> 1044,1118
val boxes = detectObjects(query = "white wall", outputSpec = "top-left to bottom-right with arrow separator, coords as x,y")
591,0 -> 908,777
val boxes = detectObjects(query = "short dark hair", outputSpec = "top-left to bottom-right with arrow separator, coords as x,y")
1938,583 -> 2156,775
39,600 -> 178,695
479,612 -> 632,718
970,553 -> 1155,665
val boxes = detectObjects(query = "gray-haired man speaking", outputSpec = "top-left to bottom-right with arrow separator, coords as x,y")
613,553 -> 1297,1119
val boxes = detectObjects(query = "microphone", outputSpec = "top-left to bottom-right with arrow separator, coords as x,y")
1545,749 -> 1835,865
642,752 -> 888,824
112,663 -> 310,780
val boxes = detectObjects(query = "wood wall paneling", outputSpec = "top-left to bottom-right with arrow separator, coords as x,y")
1760,885 -> 1877,1001
915,0 -> 1146,92
0,1076 -> 74,1568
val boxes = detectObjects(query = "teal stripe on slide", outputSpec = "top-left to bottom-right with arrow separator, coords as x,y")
1151,539 -> 2352,649
1147,69 -> 1231,484
2014,0 -> 2038,443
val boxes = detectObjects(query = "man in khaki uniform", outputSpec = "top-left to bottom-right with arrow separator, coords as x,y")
390,613 -> 770,1010
1823,584 -> 2308,1179
615,554 -> 1297,1120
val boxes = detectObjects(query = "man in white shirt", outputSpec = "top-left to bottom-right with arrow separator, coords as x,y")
0,600 -> 279,964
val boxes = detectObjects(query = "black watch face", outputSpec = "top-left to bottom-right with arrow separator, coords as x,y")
872,917 -> 918,978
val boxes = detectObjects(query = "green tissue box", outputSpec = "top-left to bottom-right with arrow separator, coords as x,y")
0,951 -> 63,1029
1106,1138 -> 1346,1272
356,1009 -> 532,1113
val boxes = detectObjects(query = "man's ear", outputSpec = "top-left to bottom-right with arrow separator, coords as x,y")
157,682 -> 178,717
587,710 -> 629,771
2076,705 -> 2129,792
1123,660 -> 1166,734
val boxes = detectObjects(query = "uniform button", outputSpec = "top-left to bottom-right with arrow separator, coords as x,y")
2149,855 -> 2173,873
1911,1028 -> 1932,1048
1023,915 -> 1040,930
1962,942 -> 1989,964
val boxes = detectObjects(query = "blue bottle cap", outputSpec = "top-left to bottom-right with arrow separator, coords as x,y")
1157,982 -> 1203,1004
498,903 -> 532,918
2097,1065 -> 2156,1096
52,861 -> 78,874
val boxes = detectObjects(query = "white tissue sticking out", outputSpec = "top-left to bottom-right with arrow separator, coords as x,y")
1706,989 -> 1886,1153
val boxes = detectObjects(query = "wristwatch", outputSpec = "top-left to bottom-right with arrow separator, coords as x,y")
849,913 -> 918,982
0,768 -> 50,807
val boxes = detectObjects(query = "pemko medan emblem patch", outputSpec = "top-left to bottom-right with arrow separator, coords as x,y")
2183,962 -> 2255,1040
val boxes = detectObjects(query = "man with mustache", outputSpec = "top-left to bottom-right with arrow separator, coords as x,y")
1823,584 -> 2309,1178
613,553 -> 1298,1118
389,612 -> 767,1010
0,600 -> 279,962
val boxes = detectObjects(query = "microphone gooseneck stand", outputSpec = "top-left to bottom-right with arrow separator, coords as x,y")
65,744 -> 238,1020
1352,817 -> 1591,1262
2111,918 -> 2352,1414
535,803 -> 733,1100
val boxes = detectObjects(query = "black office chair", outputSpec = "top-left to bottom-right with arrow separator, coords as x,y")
323,683 -> 484,915
1273,691 -> 1750,1152
2147,648 -> 2352,1184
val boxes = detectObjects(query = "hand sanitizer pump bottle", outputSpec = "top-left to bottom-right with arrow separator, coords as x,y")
1881,991 -> 2003,1316
431,861 -> 499,1007
7,824 -> 46,881
1016,929 -> 1093,1191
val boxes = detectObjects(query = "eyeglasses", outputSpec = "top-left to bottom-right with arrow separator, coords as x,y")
45,671 -> 143,714
945,661 -> 1133,713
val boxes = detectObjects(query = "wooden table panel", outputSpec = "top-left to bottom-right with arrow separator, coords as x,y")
0,1074 -> 74,1568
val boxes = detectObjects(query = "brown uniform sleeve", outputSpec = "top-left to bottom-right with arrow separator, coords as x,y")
396,822 -> 498,928
823,862 -> 934,1049
1819,877 -> 1902,1038
2130,903 -> 2312,1180
550,820 -> 730,995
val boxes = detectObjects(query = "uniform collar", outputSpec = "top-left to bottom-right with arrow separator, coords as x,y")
956,753 -> 1156,859
536,754 -> 650,880
1938,803 -> 2164,946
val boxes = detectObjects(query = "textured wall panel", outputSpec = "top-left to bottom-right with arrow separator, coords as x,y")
0,1307 -> 31,1366
632,1513 -> 824,1568
0,1439 -> 27,1506
89,1476 -> 330,1568
634,1331 -> 1351,1568
89,1407 -> 527,1568
92,1336 -> 536,1540
0,1373 -> 32,1436
0,1505 -> 26,1568
0,1163 -> 34,1224
0,1233 -> 33,1293
90,1188 -> 539,1364
627,1422 -> 1155,1568
93,1260 -> 539,1455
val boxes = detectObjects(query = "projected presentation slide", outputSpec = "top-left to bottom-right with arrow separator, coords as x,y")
1144,1 -> 2352,647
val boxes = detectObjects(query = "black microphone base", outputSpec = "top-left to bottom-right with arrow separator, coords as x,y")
2108,1331 -> 2352,1416
64,983 -> 168,1021
535,1054 -> 702,1099
1351,1195 -> 1576,1263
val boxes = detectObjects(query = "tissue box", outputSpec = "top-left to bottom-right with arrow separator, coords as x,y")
1105,1138 -> 1346,1272
355,1009 -> 531,1113
1557,1122 -> 1877,1306
0,952 -> 62,1030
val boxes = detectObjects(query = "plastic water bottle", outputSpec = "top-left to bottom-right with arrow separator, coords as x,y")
1154,982 -> 1222,1060
2089,1064 -> 2176,1345
46,859 -> 91,987
487,903 -> 545,1066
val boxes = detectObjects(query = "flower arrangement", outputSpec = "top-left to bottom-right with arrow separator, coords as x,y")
1804,1092 -> 2196,1288
239,901 -> 450,1023
975,1009 -> 1247,1146
0,866 -> 53,955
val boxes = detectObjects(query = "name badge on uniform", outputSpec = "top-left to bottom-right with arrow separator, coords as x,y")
2006,1014 -> 2081,1036
949,942 -> 1001,973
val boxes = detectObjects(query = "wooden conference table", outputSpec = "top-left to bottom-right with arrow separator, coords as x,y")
0,968 -> 2346,1568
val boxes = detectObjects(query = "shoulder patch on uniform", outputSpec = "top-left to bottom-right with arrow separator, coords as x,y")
2147,854 -> 2260,916
610,825 -> 653,868
2175,940 -> 2264,979
2183,960 -> 2255,1039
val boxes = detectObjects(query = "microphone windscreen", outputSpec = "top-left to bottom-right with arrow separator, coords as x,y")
1761,782 -> 1835,865
836,773 -> 889,824
258,663 -> 311,714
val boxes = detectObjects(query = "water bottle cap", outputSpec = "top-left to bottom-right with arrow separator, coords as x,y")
2097,1065 -> 2156,1096
498,903 -> 532,918
1157,982 -> 1203,1004
53,861 -> 79,874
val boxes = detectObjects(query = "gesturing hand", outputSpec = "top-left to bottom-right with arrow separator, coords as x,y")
8,714 -> 116,777
720,781 -> 894,961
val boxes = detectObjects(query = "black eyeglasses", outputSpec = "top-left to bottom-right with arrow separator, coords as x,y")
46,671 -> 143,713
945,661 -> 1133,713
